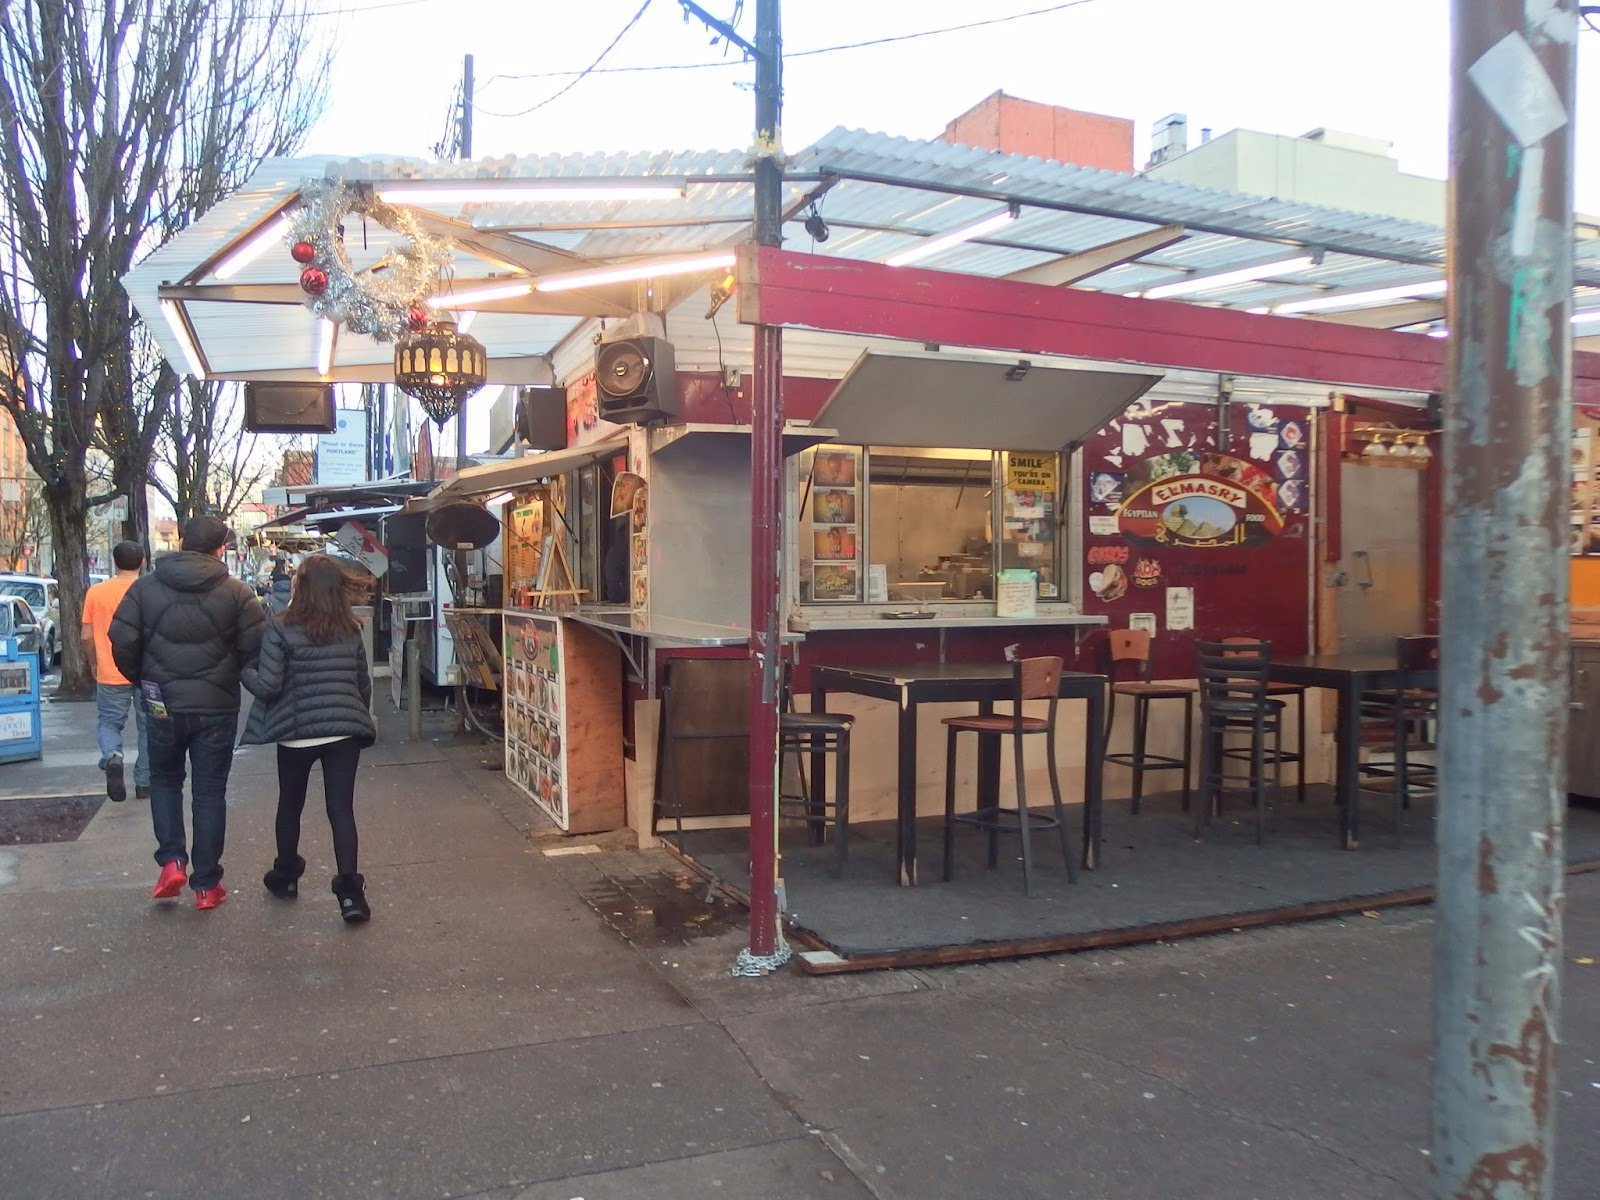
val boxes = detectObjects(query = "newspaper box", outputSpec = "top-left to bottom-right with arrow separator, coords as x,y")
0,640 -> 41,763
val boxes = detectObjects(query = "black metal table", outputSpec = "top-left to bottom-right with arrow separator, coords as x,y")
809,662 -> 1107,885
1265,654 -> 1399,850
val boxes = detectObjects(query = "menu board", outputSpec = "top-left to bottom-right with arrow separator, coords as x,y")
803,446 -> 862,602
506,493 -> 545,605
1001,451 -> 1058,597
503,611 -> 568,827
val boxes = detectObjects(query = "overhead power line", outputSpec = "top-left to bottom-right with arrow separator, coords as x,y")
478,0 -> 1102,92
473,0 -> 655,119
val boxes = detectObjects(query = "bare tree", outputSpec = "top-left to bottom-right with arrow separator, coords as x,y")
0,0 -> 329,694
155,380 -> 280,524
0,477 -> 49,571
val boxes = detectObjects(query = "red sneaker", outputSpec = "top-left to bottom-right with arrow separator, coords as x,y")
152,861 -> 187,899
195,884 -> 228,911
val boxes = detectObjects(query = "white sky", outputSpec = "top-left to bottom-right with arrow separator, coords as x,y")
303,0 -> 1599,211
299,0 -> 1600,455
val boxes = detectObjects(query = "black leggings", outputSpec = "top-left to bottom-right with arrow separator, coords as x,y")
275,738 -> 362,877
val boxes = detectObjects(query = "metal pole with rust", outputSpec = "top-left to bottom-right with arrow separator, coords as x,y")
1435,3 -> 1576,1195
740,0 -> 787,973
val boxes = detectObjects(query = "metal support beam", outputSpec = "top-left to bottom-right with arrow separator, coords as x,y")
1004,224 -> 1187,287
1433,4 -> 1576,1196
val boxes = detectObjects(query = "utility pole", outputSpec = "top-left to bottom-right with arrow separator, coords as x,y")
678,0 -> 787,975
1435,4 -> 1576,1197
455,53 -> 474,468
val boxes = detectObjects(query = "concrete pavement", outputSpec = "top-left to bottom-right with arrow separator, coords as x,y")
2,693 -> 1598,1198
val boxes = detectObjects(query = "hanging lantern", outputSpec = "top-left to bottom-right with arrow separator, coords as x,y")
393,319 -> 487,427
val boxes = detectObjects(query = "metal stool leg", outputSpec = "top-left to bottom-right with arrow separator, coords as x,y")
1294,690 -> 1308,805
1130,696 -> 1149,813
1045,729 -> 1076,884
834,733 -> 850,876
1253,717 -> 1268,846
1013,730 -> 1035,897
1180,692 -> 1194,812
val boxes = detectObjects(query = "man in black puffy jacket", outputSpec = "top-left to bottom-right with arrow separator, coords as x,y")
109,515 -> 266,910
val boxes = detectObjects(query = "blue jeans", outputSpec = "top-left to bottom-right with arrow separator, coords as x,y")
147,713 -> 236,891
95,683 -> 150,787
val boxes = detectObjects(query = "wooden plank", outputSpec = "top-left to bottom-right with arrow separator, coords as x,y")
560,621 -> 627,834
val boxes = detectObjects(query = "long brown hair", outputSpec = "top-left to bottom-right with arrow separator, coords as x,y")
281,554 -> 363,645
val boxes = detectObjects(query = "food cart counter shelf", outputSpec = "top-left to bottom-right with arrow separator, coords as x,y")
790,610 -> 1108,632
568,608 -> 804,648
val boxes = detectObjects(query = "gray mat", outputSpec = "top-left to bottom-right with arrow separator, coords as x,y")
677,787 -> 1600,958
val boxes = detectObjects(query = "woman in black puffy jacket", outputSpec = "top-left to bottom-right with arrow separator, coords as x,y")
241,554 -> 377,922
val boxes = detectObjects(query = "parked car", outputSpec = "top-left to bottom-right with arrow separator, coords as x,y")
0,575 -> 58,663
0,595 -> 42,657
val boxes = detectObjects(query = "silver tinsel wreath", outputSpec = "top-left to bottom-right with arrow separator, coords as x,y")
287,178 -> 453,340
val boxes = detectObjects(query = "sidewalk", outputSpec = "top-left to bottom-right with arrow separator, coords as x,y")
1,694 -> 1597,1199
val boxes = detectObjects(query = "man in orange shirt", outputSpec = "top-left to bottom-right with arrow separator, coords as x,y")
82,541 -> 148,803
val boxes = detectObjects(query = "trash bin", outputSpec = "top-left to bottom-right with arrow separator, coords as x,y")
0,636 -> 42,763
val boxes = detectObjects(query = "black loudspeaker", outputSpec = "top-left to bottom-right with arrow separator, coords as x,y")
517,385 -> 568,450
381,514 -> 429,594
595,336 -> 677,425
244,382 -> 336,433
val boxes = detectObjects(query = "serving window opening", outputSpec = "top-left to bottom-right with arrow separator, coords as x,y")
794,444 -> 1064,606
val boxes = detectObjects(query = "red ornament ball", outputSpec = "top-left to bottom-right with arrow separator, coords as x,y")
299,266 -> 328,296
406,305 -> 428,332
290,240 -> 316,264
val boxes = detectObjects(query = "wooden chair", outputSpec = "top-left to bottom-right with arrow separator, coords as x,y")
1223,636 -> 1307,805
942,656 -> 1076,895
777,663 -> 856,877
1195,639 -> 1285,845
1357,634 -> 1439,830
1102,629 -> 1194,813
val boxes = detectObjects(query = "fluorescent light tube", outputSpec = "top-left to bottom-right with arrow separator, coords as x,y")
1575,308 -> 1600,327
535,252 -> 737,293
428,281 -> 533,308
455,310 -> 478,334
481,491 -> 515,507
316,319 -> 336,377
885,206 -> 1020,268
1140,255 -> 1317,300
1272,279 -> 1448,314
213,215 -> 290,280
377,183 -> 684,205
159,300 -> 206,378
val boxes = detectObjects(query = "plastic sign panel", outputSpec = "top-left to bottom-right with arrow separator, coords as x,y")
1116,451 -> 1285,549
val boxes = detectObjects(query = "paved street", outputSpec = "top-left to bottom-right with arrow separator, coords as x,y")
2,692 -> 1599,1199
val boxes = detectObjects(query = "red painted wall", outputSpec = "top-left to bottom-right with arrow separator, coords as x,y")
676,371 -> 837,425
1079,402 -> 1313,678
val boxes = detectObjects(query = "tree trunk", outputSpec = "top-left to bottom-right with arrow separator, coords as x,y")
46,474 -> 94,698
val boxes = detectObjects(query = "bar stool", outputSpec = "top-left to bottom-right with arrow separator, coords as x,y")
1358,634 -> 1439,830
1195,639 -> 1285,845
777,666 -> 855,878
1102,629 -> 1194,813
942,655 -> 1076,895
1223,636 -> 1307,805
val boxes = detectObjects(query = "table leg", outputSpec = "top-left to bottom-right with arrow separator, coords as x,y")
898,692 -> 919,886
809,678 -> 828,841
1082,687 -> 1105,870
1337,680 -> 1360,850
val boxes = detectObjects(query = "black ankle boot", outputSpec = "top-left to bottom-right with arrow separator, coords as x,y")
262,855 -> 305,900
332,873 -> 370,923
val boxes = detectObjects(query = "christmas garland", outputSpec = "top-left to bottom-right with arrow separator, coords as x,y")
286,179 -> 452,340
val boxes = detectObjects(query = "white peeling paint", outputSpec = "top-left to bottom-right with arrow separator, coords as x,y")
1510,144 -> 1545,258
1468,32 -> 1568,147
